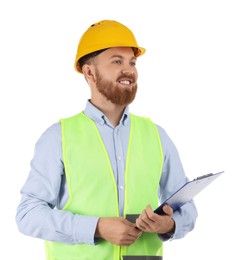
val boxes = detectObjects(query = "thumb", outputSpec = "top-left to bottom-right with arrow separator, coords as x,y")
162,204 -> 174,216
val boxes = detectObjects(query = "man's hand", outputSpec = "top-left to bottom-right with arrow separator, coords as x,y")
136,204 -> 175,234
95,217 -> 142,246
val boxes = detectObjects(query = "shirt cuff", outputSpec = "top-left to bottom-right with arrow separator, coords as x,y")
170,206 -> 197,240
158,221 -> 176,241
73,215 -> 99,245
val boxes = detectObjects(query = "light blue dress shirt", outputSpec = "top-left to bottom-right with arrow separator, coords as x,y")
16,101 -> 197,245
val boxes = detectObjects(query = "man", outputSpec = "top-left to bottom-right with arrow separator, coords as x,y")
16,20 -> 198,259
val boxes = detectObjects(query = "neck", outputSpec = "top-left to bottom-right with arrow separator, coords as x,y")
90,97 -> 126,127
103,105 -> 125,127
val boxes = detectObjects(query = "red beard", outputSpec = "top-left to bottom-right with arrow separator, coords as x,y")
95,70 -> 137,106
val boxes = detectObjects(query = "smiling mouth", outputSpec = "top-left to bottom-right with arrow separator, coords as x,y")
119,80 -> 132,85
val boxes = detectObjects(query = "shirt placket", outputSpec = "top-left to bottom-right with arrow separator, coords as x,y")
113,125 -> 125,216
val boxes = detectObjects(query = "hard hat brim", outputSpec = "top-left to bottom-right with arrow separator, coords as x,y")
75,46 -> 146,73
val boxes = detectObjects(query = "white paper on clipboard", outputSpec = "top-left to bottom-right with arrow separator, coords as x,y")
154,171 -> 224,215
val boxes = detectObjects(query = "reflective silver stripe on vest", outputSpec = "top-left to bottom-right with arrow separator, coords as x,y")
126,214 -> 140,223
123,257 -> 162,260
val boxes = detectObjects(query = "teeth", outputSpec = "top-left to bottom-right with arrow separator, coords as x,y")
120,80 -> 130,85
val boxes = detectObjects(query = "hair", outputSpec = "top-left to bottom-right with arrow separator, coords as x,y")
77,49 -> 108,71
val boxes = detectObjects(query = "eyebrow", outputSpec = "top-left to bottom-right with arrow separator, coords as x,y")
109,55 -> 137,61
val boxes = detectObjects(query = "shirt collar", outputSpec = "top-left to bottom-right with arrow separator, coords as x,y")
83,100 -> 129,126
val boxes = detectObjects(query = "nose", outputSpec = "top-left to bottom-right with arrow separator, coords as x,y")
121,65 -> 136,76
121,61 -> 137,76
121,70 -> 134,76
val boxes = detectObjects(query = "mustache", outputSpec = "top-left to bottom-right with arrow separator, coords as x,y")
117,72 -> 135,83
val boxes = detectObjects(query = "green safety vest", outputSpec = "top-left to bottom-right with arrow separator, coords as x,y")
45,112 -> 164,260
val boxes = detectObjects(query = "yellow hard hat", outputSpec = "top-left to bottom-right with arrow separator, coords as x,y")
74,20 -> 146,73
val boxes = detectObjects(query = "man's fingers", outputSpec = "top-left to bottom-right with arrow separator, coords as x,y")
136,207 -> 155,231
136,204 -> 175,233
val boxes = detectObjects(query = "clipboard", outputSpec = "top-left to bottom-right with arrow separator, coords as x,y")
154,171 -> 224,215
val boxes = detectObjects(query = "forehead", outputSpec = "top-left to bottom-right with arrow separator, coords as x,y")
98,47 -> 136,59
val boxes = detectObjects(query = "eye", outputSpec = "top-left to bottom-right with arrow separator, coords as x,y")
130,61 -> 136,66
113,59 -> 122,64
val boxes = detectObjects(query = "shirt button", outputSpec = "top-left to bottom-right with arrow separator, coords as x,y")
118,156 -> 122,160
120,186 -> 124,190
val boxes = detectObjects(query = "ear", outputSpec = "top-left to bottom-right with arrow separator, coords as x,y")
82,64 -> 95,82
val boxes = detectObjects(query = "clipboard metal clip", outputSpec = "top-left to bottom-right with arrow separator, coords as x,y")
195,173 -> 213,180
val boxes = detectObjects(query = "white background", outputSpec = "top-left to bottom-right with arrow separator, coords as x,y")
0,0 -> 236,259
